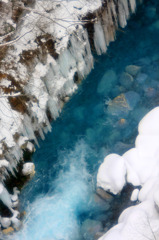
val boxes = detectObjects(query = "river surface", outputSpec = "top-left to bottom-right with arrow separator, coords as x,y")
10,1 -> 159,239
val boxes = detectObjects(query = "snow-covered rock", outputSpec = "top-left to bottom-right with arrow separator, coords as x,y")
130,189 -> 139,202
97,154 -> 126,195
22,163 -> 35,176
97,106 -> 159,239
1,217 -> 11,229
11,217 -> 21,230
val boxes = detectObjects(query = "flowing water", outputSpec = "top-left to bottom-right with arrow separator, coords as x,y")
9,1 -> 159,239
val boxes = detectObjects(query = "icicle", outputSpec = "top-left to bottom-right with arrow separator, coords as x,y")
102,9 -> 111,47
5,153 -> 18,174
94,20 -> 107,55
102,0 -> 116,48
43,64 -> 55,95
44,116 -> 52,132
121,0 -> 130,19
129,0 -> 136,13
47,97 -> 60,119
38,125 -> 45,140
107,1 -> 116,42
118,0 -> 127,28
11,144 -> 22,163
22,115 -> 39,147
0,159 -> 16,178
110,0 -> 118,28
82,30 -> 94,76
0,183 -> 12,209
58,49 -> 76,78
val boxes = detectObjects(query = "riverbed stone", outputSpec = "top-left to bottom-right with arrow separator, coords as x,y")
107,94 -> 130,116
2,227 -> 14,235
125,65 -> 141,76
119,72 -> 134,89
94,231 -> 104,240
81,219 -> 103,240
124,91 -> 140,109
96,188 -> 113,201
97,69 -> 117,95
145,6 -> 156,19
136,73 -> 148,84
144,87 -> 156,98
149,20 -> 159,31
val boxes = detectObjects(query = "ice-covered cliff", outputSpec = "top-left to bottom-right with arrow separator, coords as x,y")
0,0 -> 138,231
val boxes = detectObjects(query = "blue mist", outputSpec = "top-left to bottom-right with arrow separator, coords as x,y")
10,1 -> 159,239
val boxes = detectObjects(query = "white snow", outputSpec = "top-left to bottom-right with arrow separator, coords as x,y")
97,106 -> 159,239
22,162 -> 35,176
130,189 -> 139,202
97,154 -> 126,195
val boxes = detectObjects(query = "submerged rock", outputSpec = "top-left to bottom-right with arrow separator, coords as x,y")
136,73 -> 148,84
107,94 -> 130,117
125,65 -> 141,76
119,72 -> 134,89
96,188 -> 113,201
95,231 -> 105,240
149,20 -> 159,31
124,91 -> 140,109
97,70 -> 117,95
145,6 -> 156,19
107,91 -> 140,117
81,219 -> 103,240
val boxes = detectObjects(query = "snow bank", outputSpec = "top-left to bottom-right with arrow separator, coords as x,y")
97,107 -> 159,239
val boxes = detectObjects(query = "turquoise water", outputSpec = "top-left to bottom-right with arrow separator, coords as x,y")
11,1 -> 159,239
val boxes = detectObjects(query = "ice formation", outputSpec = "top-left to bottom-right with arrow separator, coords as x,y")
97,107 -> 159,239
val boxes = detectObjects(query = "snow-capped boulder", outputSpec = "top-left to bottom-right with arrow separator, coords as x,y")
22,163 -> 35,176
97,154 -> 126,195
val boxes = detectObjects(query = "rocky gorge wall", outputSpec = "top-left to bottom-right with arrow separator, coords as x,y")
0,0 -> 139,233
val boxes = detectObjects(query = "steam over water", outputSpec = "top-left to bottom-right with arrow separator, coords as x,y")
10,1 -> 159,239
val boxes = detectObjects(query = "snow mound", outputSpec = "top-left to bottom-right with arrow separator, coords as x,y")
97,154 -> 126,195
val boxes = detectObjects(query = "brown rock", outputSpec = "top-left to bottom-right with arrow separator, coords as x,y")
2,227 -> 14,235
96,188 -> 113,201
